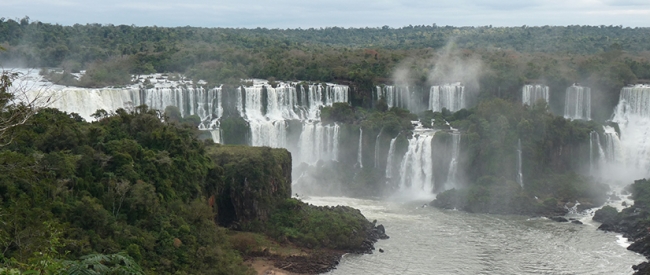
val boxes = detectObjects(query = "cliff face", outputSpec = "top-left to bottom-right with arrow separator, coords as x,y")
207,145 -> 292,228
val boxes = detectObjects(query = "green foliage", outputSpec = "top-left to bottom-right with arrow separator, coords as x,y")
631,179 -> 650,208
0,107 -> 251,274
262,199 -> 371,250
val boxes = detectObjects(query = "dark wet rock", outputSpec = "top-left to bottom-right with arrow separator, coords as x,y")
623,201 -> 628,207
549,216 -> 569,222
598,222 -> 619,232
379,248 -> 384,253
571,220 -> 583,225
593,206 -> 620,224
633,261 -> 650,273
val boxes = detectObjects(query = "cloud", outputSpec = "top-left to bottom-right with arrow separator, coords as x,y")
1,0 -> 649,27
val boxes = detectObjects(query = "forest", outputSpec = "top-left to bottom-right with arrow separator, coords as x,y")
1,17 -> 650,273
1,18 -> 650,119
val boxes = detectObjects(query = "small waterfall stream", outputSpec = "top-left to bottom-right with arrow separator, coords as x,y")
516,139 -> 523,188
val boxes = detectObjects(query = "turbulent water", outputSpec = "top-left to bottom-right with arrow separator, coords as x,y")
304,196 -> 644,275
587,85 -> 650,183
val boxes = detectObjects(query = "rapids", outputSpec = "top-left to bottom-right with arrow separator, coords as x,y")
305,196 -> 644,275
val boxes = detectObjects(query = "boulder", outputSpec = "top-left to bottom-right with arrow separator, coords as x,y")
549,216 -> 569,222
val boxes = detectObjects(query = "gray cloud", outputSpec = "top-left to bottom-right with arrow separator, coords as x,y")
1,0 -> 649,27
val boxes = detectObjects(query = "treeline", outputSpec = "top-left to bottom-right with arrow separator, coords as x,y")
2,18 -> 650,119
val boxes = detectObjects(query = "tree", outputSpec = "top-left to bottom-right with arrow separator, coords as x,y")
0,67 -> 53,145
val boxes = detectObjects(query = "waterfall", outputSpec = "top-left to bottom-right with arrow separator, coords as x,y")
386,136 -> 398,179
516,139 -> 523,188
357,128 -> 364,168
564,85 -> 591,120
522,85 -> 549,106
298,123 -> 340,165
210,129 -> 222,144
610,85 -> 650,181
398,133 -> 435,197
429,83 -> 465,112
603,126 -> 622,163
376,85 -> 426,113
374,128 -> 384,168
17,69 -> 350,166
444,133 -> 461,190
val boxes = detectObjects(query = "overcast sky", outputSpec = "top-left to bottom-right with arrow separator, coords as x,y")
2,0 -> 650,28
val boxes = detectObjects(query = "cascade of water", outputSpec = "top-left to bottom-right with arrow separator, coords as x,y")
386,136 -> 398,179
611,85 -> 650,181
210,129 -> 222,144
564,85 -> 591,120
19,69 -> 350,167
522,84 -> 549,106
398,133 -> 434,196
603,126 -> 623,163
429,83 -> 465,112
298,123 -> 340,165
357,128 -> 364,168
374,128 -> 384,168
444,133 -> 461,190
516,139 -> 523,188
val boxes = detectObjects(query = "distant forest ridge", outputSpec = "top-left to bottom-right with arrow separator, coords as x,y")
1,17 -> 650,120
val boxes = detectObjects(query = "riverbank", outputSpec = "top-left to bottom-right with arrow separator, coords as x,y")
594,179 -> 650,275
233,218 -> 388,275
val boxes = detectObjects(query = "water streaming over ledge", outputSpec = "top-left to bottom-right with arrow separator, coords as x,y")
15,70 -> 348,166
564,84 -> 591,120
429,83 -> 466,112
522,84 -> 549,106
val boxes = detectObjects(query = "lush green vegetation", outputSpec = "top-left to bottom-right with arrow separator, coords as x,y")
2,19 -> 650,114
255,198 -> 373,251
0,105 -> 255,274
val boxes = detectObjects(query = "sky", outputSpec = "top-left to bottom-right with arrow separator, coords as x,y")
2,0 -> 650,28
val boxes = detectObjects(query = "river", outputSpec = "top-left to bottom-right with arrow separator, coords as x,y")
304,196 -> 644,275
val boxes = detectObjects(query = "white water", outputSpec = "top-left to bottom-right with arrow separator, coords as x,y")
609,85 -> 650,182
376,85 -> 413,111
13,69 -> 349,166
298,123 -> 340,165
522,84 -> 549,106
398,130 -> 435,199
564,85 -> 591,120
357,128 -> 364,168
516,139 -> 523,188
385,136 -> 398,179
304,196 -> 644,275
444,132 -> 461,190
374,128 -> 383,168
429,83 -> 465,112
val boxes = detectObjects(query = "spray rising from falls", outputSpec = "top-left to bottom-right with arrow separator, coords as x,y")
609,85 -> 650,181
429,83 -> 465,112
564,85 -> 591,120
522,85 -> 549,106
